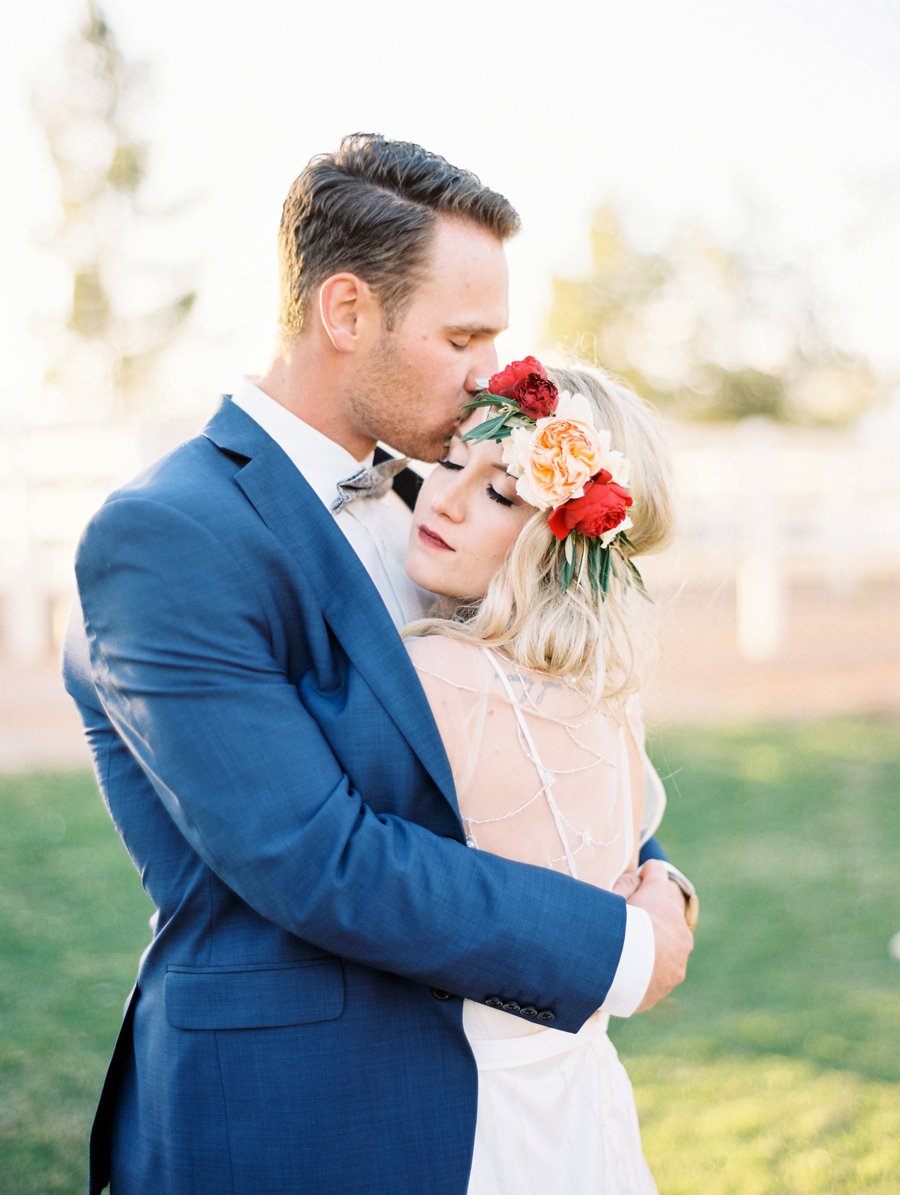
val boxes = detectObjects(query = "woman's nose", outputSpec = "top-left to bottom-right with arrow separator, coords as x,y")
430,473 -> 468,523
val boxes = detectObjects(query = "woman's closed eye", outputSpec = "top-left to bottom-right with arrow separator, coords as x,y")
439,458 -> 515,506
436,447 -> 519,508
487,485 -> 514,507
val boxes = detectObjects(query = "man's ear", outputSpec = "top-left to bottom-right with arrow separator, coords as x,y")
317,273 -> 380,353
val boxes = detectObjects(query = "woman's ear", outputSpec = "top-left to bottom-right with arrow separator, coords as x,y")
317,273 -> 380,353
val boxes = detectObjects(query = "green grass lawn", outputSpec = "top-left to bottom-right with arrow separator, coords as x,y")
1,717 -> 898,1193
619,716 -> 900,1193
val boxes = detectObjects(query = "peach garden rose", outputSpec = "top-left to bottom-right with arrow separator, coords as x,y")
462,357 -> 643,596
503,392 -> 608,509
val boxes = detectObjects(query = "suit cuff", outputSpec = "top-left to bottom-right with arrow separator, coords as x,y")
600,905 -> 654,1018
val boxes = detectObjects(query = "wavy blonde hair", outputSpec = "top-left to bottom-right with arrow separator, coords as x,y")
403,366 -> 676,704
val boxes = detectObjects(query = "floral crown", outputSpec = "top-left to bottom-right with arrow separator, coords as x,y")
462,356 -> 644,597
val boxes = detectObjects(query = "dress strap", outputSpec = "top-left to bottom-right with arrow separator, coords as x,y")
480,649 -> 582,879
481,649 -> 541,753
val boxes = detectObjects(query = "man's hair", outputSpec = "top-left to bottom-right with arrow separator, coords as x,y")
277,133 -> 521,335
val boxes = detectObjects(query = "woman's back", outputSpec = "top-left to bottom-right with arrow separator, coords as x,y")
407,634 -> 660,893
407,633 -> 662,1194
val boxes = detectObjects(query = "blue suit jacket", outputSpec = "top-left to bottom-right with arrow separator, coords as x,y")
63,398 -> 664,1195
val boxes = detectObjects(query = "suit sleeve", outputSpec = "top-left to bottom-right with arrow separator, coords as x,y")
76,494 -> 629,1033
638,836 -> 667,864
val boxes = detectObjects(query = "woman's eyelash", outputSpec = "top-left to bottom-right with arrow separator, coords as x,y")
487,485 -> 514,507
436,459 -> 513,506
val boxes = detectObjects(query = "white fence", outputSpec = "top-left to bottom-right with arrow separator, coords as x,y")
0,416 -> 195,666
2,414 -> 899,666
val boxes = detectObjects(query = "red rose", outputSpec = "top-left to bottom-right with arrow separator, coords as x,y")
487,356 -> 548,396
511,375 -> 559,419
547,470 -> 633,541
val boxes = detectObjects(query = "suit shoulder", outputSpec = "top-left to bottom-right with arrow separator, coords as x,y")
111,433 -> 230,505
81,433 -> 248,548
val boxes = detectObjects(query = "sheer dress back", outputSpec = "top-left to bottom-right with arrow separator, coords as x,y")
406,634 -> 661,1194
407,634 -> 653,893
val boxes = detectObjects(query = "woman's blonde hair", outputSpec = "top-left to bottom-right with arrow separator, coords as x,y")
403,366 -> 676,704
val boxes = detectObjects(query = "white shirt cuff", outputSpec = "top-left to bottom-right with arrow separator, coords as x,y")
599,905 -> 655,1018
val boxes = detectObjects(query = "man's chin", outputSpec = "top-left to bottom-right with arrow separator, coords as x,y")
386,434 -> 451,464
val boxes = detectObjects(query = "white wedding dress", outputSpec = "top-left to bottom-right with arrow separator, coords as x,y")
407,635 -> 662,1195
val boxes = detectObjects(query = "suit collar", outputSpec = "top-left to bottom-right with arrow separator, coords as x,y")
201,397 -> 457,811
229,378 -> 374,508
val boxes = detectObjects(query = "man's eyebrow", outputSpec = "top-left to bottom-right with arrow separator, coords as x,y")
446,322 -> 507,336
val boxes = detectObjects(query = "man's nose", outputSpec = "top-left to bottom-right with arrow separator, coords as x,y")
465,344 -> 499,393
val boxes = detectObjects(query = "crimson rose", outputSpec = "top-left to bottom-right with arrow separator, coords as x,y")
486,356 -> 559,419
487,356 -> 548,395
547,470 -> 633,541
511,374 -> 559,419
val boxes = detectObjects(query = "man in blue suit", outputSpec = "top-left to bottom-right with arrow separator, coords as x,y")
64,134 -> 694,1194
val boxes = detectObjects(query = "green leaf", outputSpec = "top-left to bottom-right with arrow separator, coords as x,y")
588,540 -> 603,596
561,535 -> 580,590
622,554 -> 648,596
461,394 -> 507,414
600,546 -> 612,593
461,394 -> 517,420
481,412 -> 514,438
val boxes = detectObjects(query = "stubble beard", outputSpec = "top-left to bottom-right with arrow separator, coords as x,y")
351,339 -> 460,463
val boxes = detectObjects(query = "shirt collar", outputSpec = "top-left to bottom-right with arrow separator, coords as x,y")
231,377 -> 374,508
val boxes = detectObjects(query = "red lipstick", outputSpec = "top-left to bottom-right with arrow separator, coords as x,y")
418,524 -> 454,551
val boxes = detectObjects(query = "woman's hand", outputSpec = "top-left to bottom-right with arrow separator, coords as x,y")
612,869 -> 642,901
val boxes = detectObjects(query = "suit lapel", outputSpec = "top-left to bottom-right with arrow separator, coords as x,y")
202,399 -> 457,811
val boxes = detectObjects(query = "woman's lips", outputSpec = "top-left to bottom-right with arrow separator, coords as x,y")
418,524 -> 454,551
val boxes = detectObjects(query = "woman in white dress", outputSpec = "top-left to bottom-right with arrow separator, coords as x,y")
403,359 -> 684,1195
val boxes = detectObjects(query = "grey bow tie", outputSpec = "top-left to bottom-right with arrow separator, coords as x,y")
331,456 -> 410,514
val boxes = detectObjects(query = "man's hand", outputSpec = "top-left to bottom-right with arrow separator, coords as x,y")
627,859 -> 694,1013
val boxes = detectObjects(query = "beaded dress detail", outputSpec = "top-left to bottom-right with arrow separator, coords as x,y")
407,634 -> 661,1195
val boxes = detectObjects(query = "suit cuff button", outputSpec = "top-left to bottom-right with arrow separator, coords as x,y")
430,988 -> 452,1001
520,1006 -> 538,1017
485,996 -> 504,1008
537,1009 -> 556,1022
501,1001 -> 521,1012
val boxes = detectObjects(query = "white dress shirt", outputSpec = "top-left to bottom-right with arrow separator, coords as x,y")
231,378 -> 653,1017
233,378 -> 432,627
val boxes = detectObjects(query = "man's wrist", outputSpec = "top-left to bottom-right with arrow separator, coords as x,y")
600,905 -> 655,1018
659,862 -> 699,930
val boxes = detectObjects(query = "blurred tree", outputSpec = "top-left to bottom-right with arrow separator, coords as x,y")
545,204 -> 884,425
34,2 -> 195,416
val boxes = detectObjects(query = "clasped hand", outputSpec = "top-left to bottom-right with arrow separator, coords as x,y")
613,860 -> 694,1013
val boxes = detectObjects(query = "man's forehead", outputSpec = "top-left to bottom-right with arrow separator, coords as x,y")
409,221 -> 509,327
423,220 -> 508,277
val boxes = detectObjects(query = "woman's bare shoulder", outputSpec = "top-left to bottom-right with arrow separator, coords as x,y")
405,633 -> 488,688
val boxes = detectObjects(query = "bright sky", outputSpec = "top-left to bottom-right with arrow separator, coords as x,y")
3,0 -> 899,424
